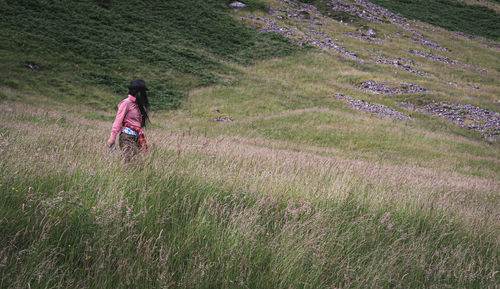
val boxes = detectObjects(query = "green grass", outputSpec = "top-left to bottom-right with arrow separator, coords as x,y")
0,115 -> 498,288
368,0 -> 500,40
1,0 -> 499,287
0,0 -> 299,109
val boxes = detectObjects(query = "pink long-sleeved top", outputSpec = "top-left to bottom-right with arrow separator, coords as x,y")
109,95 -> 142,141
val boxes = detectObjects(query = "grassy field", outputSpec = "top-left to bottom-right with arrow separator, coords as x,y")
1,0 -> 499,288
1,97 -> 498,288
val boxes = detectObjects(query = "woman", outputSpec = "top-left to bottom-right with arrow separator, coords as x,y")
107,79 -> 150,160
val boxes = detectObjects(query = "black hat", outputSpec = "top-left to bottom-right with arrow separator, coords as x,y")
128,79 -> 149,91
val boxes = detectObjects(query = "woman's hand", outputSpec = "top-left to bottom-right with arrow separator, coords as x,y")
107,138 -> 115,148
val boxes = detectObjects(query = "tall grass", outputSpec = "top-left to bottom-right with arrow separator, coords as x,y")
0,100 -> 498,288
1,0 -> 499,287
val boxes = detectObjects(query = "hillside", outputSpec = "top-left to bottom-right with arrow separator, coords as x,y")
1,0 -> 499,288
0,0 -> 299,109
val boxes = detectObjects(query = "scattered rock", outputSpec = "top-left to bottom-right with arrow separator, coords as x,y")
24,61 -> 41,71
343,32 -> 382,43
418,102 -> 500,140
373,56 -> 429,76
326,0 -> 395,23
325,0 -> 447,51
463,64 -> 487,73
214,117 -> 234,122
356,81 -> 431,95
243,0 -> 365,63
483,43 -> 500,51
406,49 -> 487,72
241,15 -> 296,38
229,1 -> 246,9
407,49 -> 487,72
366,28 -> 376,37
407,32 -> 447,51
467,85 -> 480,90
334,93 -> 411,120
406,49 -> 458,64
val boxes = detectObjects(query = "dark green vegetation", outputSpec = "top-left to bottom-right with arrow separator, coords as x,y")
0,0 -> 298,109
369,0 -> 500,40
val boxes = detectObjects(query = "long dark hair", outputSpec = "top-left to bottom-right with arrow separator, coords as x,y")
129,88 -> 150,127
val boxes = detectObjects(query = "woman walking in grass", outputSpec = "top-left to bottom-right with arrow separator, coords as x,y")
107,79 -> 150,161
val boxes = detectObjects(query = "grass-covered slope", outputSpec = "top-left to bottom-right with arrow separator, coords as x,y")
368,0 -> 500,40
301,0 -> 500,40
1,0 -> 499,288
0,0 -> 298,109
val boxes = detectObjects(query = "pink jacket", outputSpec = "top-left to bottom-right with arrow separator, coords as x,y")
109,95 -> 143,141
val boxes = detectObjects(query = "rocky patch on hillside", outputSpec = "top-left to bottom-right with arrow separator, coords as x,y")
463,65 -> 488,74
405,31 -> 447,52
334,93 -> 411,120
483,42 -> 500,51
406,49 -> 458,65
242,15 -> 296,37
406,49 -> 487,72
373,56 -> 429,76
418,102 -> 500,140
343,31 -> 383,43
355,81 -> 431,95
326,0 -> 401,23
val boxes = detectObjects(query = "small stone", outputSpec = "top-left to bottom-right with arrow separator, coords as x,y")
366,28 -> 376,36
229,1 -> 246,9
214,117 -> 234,122
24,61 -> 41,71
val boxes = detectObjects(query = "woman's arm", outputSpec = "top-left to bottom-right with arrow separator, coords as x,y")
107,100 -> 128,147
